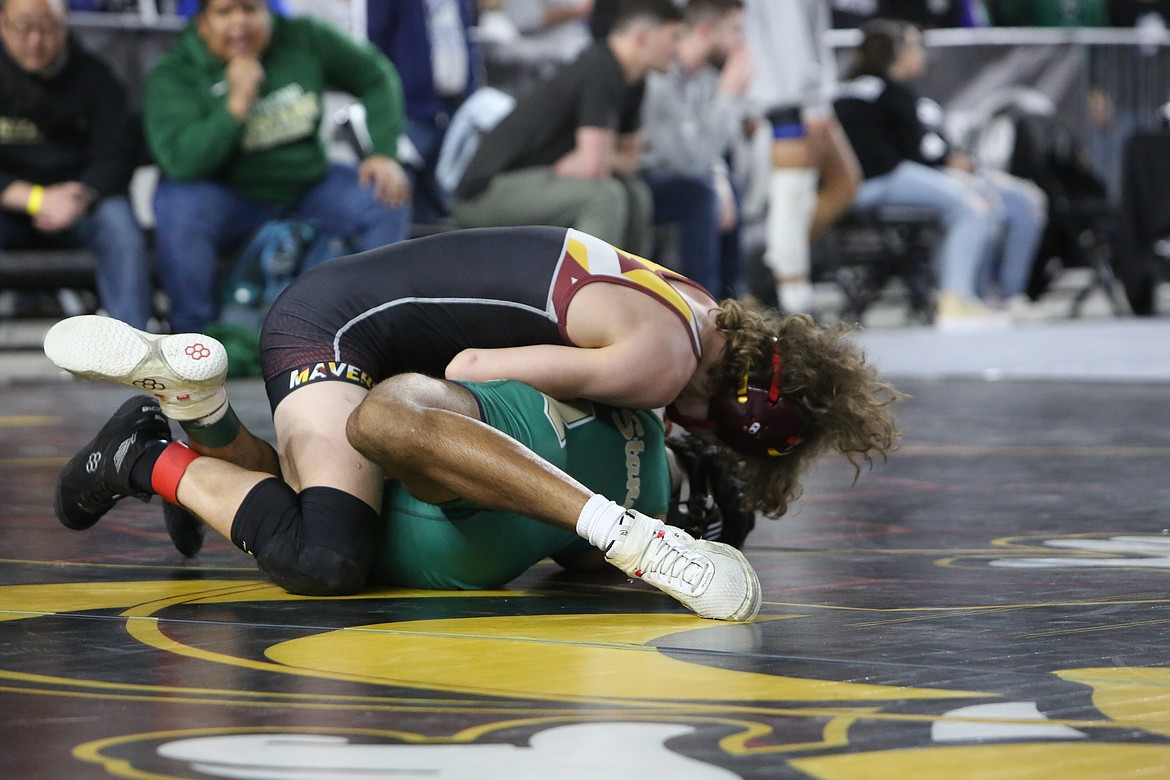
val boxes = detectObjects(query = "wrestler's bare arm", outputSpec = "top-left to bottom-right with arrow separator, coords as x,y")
346,374 -> 591,529
445,339 -> 693,410
445,283 -> 701,409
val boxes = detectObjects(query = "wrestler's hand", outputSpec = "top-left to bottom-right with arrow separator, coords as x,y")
359,155 -> 412,208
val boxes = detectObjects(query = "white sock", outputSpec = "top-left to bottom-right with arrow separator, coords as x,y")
575,494 -> 634,551
765,168 -> 818,313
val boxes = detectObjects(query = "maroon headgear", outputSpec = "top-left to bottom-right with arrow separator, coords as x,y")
670,340 -> 807,458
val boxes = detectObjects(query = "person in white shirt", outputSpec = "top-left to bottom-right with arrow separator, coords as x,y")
743,0 -> 861,313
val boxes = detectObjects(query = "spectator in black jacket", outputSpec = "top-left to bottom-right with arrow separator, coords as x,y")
834,19 -> 1012,328
0,0 -> 152,328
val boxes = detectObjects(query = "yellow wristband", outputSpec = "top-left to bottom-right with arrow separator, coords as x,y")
26,185 -> 44,217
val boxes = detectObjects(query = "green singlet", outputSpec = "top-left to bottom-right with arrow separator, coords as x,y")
370,380 -> 670,590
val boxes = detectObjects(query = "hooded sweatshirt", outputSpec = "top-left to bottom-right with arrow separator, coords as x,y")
144,13 -> 404,204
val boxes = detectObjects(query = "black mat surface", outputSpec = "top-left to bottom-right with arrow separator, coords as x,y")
2,376 -> 1168,779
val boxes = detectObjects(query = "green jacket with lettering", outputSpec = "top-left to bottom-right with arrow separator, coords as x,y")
144,13 -> 403,204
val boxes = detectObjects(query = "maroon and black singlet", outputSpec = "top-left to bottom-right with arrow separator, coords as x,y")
260,226 -> 711,409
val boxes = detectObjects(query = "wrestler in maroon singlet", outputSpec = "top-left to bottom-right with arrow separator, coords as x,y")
260,226 -> 711,409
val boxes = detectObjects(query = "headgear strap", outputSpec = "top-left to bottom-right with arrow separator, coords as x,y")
766,341 -> 782,403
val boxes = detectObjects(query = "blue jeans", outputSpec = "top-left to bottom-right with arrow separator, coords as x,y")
965,170 -> 1048,299
642,170 -> 742,299
406,114 -> 452,223
854,161 -> 996,298
0,195 -> 153,329
153,163 -> 411,332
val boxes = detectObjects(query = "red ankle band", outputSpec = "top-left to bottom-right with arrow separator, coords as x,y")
151,442 -> 201,505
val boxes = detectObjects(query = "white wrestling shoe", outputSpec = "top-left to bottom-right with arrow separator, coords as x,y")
605,510 -> 761,621
44,315 -> 229,422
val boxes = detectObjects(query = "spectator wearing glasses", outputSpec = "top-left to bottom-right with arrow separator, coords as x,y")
0,0 -> 153,328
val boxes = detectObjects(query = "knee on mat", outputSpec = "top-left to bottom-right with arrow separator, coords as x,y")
256,536 -> 372,597
236,482 -> 382,597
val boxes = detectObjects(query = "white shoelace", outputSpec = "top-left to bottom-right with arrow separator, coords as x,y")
636,534 -> 712,594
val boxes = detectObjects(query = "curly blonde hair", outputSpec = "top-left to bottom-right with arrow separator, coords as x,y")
712,299 -> 902,518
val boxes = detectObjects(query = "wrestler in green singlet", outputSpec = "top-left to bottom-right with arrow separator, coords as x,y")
373,380 -> 670,590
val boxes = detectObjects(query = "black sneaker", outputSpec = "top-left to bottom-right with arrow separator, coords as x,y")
163,501 -> 205,558
55,396 -> 171,530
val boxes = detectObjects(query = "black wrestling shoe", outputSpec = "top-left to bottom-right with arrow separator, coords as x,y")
164,502 -> 205,558
55,396 -> 171,530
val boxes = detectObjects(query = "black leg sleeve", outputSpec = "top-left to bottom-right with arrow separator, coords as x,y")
232,477 -> 381,596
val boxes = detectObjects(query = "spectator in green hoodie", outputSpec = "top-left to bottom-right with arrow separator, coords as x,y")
144,0 -> 412,333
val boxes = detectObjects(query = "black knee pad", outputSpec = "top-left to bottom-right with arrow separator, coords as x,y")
233,479 -> 381,597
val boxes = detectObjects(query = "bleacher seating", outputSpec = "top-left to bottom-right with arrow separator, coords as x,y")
815,206 -> 940,324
